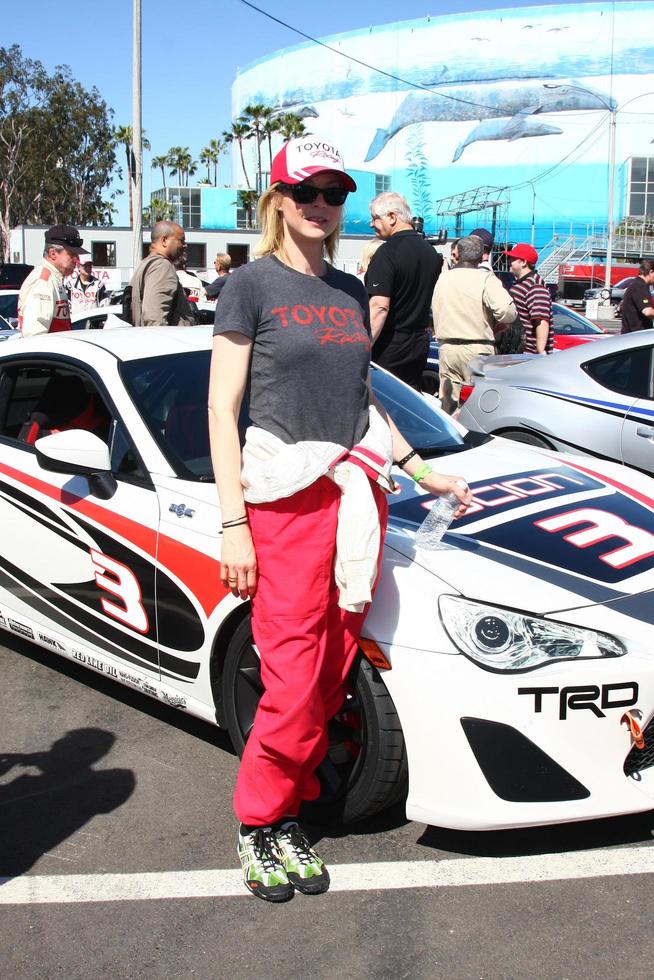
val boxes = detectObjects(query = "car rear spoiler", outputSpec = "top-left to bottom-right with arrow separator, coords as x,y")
468,353 -> 536,377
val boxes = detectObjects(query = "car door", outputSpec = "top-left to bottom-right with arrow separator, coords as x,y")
583,343 -> 654,474
0,354 -> 163,682
617,344 -> 654,475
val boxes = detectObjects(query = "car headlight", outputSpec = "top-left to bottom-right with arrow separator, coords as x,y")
439,595 -> 626,672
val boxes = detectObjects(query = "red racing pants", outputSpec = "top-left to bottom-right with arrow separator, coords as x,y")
233,475 -> 388,826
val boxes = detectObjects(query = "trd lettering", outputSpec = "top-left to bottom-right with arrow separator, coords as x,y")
518,682 -> 638,719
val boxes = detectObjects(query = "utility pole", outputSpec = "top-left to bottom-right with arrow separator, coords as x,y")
604,107 -> 617,291
132,0 -> 143,272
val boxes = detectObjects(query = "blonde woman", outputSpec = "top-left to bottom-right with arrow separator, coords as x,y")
357,237 -> 383,280
208,137 -> 471,902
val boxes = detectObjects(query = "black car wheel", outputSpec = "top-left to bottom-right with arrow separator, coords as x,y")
221,617 -> 408,824
497,428 -> 555,450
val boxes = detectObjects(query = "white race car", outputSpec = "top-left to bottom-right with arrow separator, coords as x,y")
1,328 -> 654,831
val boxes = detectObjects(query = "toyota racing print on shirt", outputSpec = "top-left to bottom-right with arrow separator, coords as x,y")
270,303 -> 370,347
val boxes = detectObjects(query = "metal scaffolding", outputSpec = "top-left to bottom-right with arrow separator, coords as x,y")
434,186 -> 510,245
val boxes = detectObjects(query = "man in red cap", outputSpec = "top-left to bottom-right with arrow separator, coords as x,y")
505,243 -> 553,355
18,224 -> 88,337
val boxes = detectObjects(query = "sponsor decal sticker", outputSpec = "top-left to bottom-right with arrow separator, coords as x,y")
38,633 -> 66,652
8,619 -> 34,640
518,682 -> 638,719
160,691 -> 187,709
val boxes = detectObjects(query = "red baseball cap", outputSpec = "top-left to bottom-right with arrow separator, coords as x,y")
270,137 -> 357,192
504,243 -> 538,264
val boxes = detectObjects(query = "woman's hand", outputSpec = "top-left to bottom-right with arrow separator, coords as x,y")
420,472 -> 473,519
220,524 -> 258,599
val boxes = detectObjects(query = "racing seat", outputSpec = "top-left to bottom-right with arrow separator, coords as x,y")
18,374 -> 111,445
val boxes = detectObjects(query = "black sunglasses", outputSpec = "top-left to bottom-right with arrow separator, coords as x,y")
277,182 -> 349,206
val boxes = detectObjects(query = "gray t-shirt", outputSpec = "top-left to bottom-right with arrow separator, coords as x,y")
213,255 -> 371,447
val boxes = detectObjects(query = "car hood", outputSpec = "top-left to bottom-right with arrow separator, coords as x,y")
386,439 -> 654,615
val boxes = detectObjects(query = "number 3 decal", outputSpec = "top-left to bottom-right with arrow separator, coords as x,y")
91,549 -> 149,633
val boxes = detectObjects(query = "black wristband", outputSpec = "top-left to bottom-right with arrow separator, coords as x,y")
396,449 -> 417,469
222,515 -> 248,529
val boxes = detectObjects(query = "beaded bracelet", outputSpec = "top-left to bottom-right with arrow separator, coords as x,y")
222,515 -> 248,529
396,448 -> 418,468
412,462 -> 433,484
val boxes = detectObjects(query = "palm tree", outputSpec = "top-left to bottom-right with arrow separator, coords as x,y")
260,113 -> 280,175
223,122 -> 252,190
237,190 -> 259,230
114,125 -> 151,226
143,197 -> 175,226
276,114 -> 309,144
201,137 -> 226,185
241,103 -> 272,193
168,146 -> 197,187
199,147 -> 213,184
151,154 -> 169,191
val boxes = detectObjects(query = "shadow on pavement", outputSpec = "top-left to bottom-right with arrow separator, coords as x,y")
0,727 -> 134,880
2,632 -> 236,757
417,809 -> 654,858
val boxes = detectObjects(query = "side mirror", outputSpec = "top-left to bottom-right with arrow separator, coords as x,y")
35,429 -> 111,474
35,430 -> 117,499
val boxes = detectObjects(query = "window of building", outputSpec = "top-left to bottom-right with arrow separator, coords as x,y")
91,242 -> 116,267
375,174 -> 391,195
627,157 -> 654,217
186,243 -> 206,269
227,243 -> 249,268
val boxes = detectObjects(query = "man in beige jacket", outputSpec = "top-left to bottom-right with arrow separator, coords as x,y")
130,221 -> 196,326
432,235 -> 517,414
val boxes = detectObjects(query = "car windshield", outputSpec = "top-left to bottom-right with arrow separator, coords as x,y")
121,351 -> 466,481
552,304 -> 603,335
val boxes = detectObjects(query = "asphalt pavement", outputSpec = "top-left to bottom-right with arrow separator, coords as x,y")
2,631 -> 654,980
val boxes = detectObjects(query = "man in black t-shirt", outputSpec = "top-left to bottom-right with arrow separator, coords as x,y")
621,259 -> 654,333
366,192 -> 443,388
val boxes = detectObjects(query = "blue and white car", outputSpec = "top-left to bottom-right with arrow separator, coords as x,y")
1,327 -> 654,831
458,330 -> 654,479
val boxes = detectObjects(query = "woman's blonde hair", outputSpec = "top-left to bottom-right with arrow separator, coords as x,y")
255,184 -> 340,263
359,238 -> 383,274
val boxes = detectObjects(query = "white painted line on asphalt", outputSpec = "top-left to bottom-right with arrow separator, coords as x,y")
1,845 -> 654,904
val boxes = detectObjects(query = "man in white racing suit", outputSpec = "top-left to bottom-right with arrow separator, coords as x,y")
66,258 -> 107,319
18,225 -> 89,337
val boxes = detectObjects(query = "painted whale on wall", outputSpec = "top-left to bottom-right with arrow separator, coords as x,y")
364,81 -> 613,161
451,114 -> 564,162
234,5 -> 652,112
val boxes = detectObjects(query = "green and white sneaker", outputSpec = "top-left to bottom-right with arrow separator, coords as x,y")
275,821 -> 330,895
238,826 -> 294,902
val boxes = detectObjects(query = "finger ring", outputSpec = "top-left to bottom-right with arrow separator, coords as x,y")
228,577 -> 237,583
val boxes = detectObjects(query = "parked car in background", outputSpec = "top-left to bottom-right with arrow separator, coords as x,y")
584,277 -> 637,305
0,290 -> 19,329
0,263 -> 33,290
457,329 -> 654,477
422,303 -> 608,395
71,305 -> 130,331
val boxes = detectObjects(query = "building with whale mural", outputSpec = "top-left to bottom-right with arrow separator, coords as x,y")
229,1 -> 654,251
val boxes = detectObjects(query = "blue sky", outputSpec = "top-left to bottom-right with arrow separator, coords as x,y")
4,0 -> 619,224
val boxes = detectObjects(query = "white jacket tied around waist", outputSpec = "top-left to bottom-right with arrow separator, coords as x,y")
241,406 -> 397,613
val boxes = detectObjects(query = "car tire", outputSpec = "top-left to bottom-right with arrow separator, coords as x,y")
497,428 -> 555,449
421,368 -> 440,396
221,617 -> 408,824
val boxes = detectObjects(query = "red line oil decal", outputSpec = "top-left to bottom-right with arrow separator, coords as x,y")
0,462 -> 228,617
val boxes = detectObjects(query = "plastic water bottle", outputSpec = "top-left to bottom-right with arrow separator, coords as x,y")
415,481 -> 466,551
